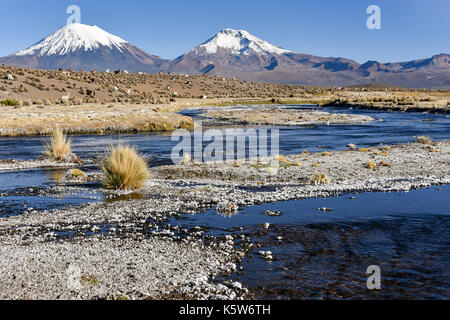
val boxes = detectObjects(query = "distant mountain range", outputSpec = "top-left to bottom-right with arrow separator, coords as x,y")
1,23 -> 449,89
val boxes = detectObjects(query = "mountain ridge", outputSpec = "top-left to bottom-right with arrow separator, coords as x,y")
1,24 -> 449,89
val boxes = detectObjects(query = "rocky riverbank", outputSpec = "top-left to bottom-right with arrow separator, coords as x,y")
0,140 -> 448,299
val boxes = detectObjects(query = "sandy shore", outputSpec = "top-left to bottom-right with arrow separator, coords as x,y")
0,140 -> 448,299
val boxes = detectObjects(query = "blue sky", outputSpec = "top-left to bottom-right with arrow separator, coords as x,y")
1,0 -> 449,63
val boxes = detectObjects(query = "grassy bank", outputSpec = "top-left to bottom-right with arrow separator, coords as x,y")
0,103 -> 194,136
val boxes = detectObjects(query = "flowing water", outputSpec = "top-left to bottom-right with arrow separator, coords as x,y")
172,185 -> 450,299
1,105 -> 449,161
0,105 -> 449,299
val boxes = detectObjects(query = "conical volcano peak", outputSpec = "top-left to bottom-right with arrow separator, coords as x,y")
198,28 -> 291,56
14,23 -> 128,57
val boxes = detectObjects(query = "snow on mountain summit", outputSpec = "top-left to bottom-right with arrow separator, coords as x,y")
14,23 -> 128,57
196,28 -> 291,56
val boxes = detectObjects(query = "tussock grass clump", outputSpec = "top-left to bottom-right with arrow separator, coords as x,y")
365,161 -> 377,170
310,173 -> 329,185
71,169 -> 86,178
44,127 -> 72,162
379,160 -> 392,168
101,145 -> 150,190
416,136 -> 432,145
275,155 -> 287,163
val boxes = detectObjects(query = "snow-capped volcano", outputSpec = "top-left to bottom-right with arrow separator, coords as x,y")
196,29 -> 291,56
14,23 -> 128,57
0,23 -> 165,72
166,28 -> 294,74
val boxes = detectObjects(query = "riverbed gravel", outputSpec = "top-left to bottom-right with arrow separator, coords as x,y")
0,234 -> 246,300
0,159 -> 80,172
0,140 -> 448,300
204,105 -> 375,126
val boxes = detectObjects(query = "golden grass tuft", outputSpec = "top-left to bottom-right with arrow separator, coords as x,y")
379,160 -> 392,168
71,169 -> 86,178
275,155 -> 287,163
312,162 -> 320,168
101,145 -> 150,190
44,127 -> 72,162
365,161 -> 377,170
310,173 -> 329,185
416,136 -> 432,144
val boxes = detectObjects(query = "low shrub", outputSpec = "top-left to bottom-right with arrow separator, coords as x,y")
0,99 -> 19,106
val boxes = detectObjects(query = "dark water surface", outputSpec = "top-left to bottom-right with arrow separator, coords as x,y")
171,185 -> 450,299
0,105 -> 449,161
0,168 -> 101,217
